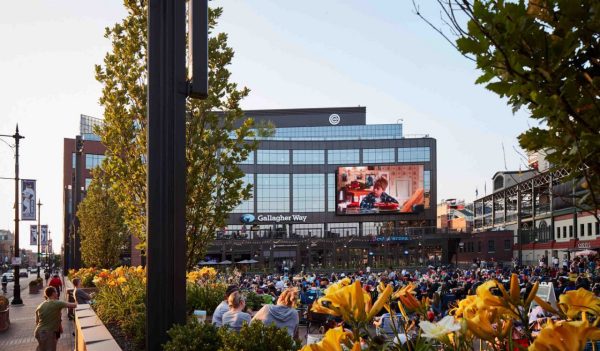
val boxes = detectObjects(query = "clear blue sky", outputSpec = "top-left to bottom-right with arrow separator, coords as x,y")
0,1 -> 533,254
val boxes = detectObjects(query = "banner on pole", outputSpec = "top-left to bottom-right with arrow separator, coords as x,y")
21,179 -> 36,220
30,225 -> 38,246
41,225 -> 48,245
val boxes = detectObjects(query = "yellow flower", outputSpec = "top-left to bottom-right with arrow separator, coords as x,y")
312,281 -> 377,323
367,283 -> 393,321
394,283 -> 421,311
452,295 -> 478,319
324,277 -> 351,295
529,317 -> 600,351
509,273 -> 520,304
475,280 -> 505,309
301,327 -> 351,351
117,276 -> 127,284
464,307 -> 511,341
558,287 -> 600,319
420,315 -> 461,340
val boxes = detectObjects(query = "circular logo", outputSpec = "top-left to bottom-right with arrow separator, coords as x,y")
329,114 -> 341,125
240,214 -> 255,224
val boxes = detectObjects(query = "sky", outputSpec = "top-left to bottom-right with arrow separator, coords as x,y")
0,1 -> 534,255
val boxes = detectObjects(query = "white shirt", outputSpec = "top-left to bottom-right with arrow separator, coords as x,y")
212,300 -> 230,327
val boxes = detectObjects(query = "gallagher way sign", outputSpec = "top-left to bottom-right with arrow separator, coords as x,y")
257,214 -> 308,223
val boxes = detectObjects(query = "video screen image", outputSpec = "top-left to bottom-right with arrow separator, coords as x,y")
336,165 -> 425,215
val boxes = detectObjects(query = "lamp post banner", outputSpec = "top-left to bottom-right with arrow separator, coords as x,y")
41,225 -> 48,245
30,225 -> 38,246
21,179 -> 36,220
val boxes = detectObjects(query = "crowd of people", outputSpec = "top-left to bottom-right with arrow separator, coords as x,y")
211,252 -> 600,346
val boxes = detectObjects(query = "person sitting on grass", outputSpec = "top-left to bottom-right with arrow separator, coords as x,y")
252,287 -> 299,338
35,286 -> 77,351
212,285 -> 239,327
222,291 -> 251,332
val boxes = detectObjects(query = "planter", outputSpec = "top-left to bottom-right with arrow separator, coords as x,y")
29,285 -> 40,294
0,309 -> 9,332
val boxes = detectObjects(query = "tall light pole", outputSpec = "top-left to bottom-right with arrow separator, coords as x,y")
0,125 -> 24,305
36,199 -> 42,278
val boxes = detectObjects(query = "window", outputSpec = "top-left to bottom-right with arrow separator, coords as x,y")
569,225 -> 573,237
398,147 -> 430,162
424,170 -> 431,191
327,173 -> 336,212
327,149 -> 359,164
72,153 -> 76,169
588,223 -> 593,236
85,178 -> 93,190
85,154 -> 106,170
292,174 -> 324,212
231,174 -> 254,213
257,150 -> 289,164
556,227 -> 561,239
293,150 -> 324,164
257,174 -> 289,212
580,224 -> 585,237
596,221 -> 600,235
363,148 -> 395,163
488,240 -> 495,252
504,239 -> 511,250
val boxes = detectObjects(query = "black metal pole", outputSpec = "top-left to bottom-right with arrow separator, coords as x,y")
73,136 -> 83,269
147,0 -> 187,349
37,199 -> 42,278
8,125 -> 24,305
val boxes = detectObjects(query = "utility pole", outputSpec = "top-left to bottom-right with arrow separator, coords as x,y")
0,125 -> 24,305
36,199 -> 42,278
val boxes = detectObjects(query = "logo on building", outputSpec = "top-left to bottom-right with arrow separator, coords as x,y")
240,214 -> 255,224
256,214 -> 308,223
329,114 -> 341,125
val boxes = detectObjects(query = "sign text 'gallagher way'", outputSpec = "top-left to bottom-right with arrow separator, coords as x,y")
257,214 -> 308,223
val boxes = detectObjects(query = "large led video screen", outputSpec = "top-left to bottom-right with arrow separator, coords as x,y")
336,165 -> 425,215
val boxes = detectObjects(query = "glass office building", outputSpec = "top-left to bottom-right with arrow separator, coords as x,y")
220,107 -> 437,240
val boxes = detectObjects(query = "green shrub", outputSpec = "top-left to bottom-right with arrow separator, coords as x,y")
186,282 -> 226,315
163,318 -> 222,351
245,291 -> 264,312
218,321 -> 301,351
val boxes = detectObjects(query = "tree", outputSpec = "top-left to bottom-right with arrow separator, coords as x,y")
95,1 -> 267,269
77,175 -> 128,268
415,0 -> 600,215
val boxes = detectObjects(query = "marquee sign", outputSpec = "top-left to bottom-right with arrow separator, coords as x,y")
256,214 -> 308,223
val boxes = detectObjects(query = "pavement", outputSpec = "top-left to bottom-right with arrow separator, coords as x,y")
0,274 -> 75,351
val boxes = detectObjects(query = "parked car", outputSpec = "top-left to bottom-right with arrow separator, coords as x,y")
19,270 -> 28,278
30,267 -> 38,273
1,272 -> 14,282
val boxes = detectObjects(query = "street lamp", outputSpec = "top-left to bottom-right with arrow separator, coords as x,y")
36,199 -> 42,278
0,125 -> 24,305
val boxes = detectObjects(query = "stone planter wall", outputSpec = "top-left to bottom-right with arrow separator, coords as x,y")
0,308 -> 9,332
74,304 -> 122,351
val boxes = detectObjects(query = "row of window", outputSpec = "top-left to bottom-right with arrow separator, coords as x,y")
233,172 -> 431,213
71,153 -> 106,170
245,147 -> 431,165
460,240 -> 512,253
556,222 -> 600,239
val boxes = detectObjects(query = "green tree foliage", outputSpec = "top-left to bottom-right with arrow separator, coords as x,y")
416,0 -> 600,212
77,175 -> 128,268
95,1 -> 267,269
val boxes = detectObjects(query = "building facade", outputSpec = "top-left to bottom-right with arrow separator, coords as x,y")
206,107 -> 446,271
473,155 -> 599,265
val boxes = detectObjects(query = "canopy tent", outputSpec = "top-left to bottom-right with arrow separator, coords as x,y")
237,259 -> 250,264
198,260 -> 217,265
219,260 -> 233,265
246,259 -> 259,264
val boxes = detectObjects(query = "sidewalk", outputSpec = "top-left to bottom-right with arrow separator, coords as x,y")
0,280 -> 75,351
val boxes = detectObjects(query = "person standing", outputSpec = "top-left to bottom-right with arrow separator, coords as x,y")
72,278 -> 93,304
35,286 -> 77,351
48,274 -> 63,299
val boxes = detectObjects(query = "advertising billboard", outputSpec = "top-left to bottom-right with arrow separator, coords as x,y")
336,165 -> 425,215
